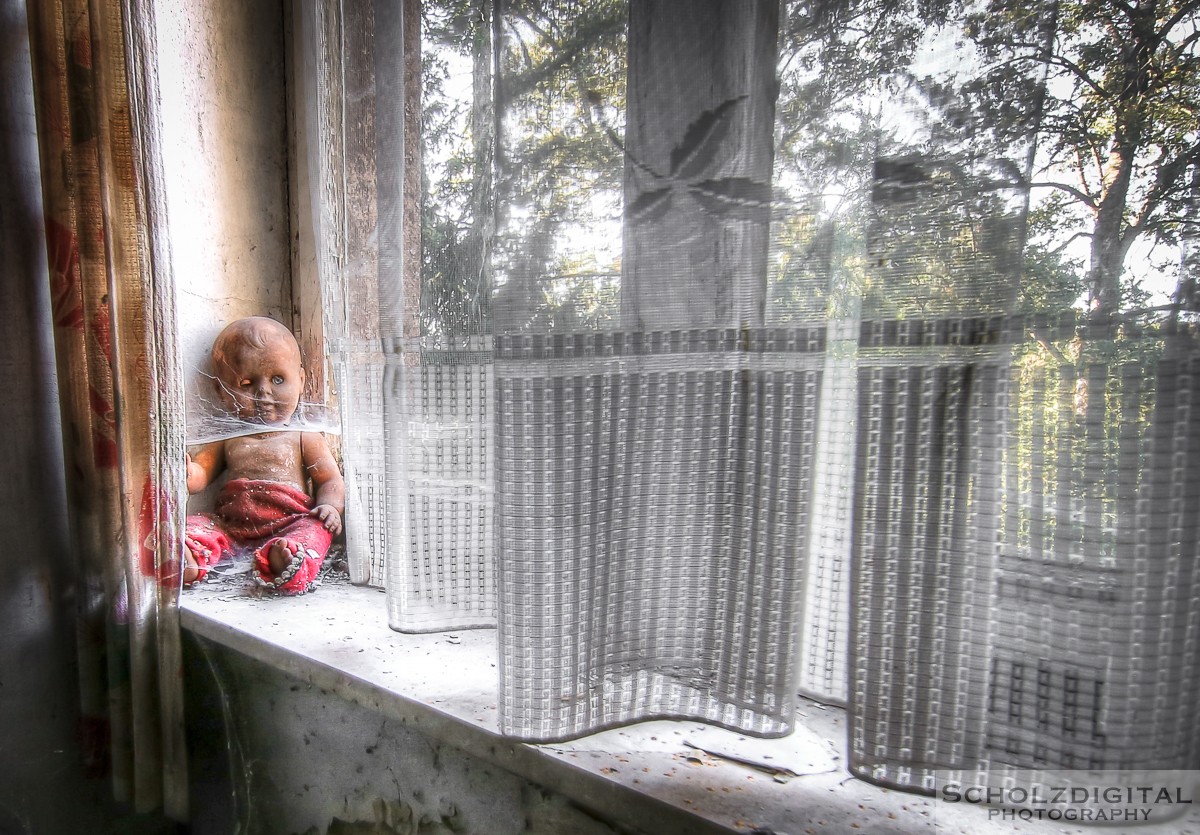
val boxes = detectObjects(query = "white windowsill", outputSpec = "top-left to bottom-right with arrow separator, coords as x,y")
180,576 -> 1079,835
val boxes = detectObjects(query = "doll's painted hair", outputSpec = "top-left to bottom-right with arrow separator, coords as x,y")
211,317 -> 301,376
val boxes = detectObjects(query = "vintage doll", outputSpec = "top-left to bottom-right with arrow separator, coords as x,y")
183,316 -> 344,594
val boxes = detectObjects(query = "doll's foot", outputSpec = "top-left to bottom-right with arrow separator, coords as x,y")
184,552 -> 200,585
183,547 -> 207,586
255,538 -> 315,593
267,538 -> 298,577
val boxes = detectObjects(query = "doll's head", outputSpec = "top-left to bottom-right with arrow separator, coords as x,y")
210,317 -> 305,426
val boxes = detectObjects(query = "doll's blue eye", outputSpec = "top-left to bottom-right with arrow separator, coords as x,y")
272,375 -> 285,385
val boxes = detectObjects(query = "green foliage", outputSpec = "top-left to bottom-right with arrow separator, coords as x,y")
769,0 -> 1025,323
493,0 -> 627,331
954,0 -> 1200,310
420,0 -> 494,336
419,0 -> 1197,332
769,0 -> 1199,322
421,0 -> 627,335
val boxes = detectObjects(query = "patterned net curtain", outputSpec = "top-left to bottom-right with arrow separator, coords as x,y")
27,0 -> 188,819
325,0 -> 1200,776
489,0 -> 823,740
330,0 -> 817,737
824,0 -> 1200,791
312,0 -> 498,631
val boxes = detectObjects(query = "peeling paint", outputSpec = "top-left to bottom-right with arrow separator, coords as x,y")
299,796 -> 466,835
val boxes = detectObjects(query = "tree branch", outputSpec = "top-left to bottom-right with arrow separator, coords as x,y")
501,10 -> 624,101
503,21 -> 534,71
508,8 -> 550,42
1114,302 -> 1188,321
1027,330 -> 1072,364
1047,54 -> 1109,97
1157,0 -> 1200,45
1048,230 -> 1094,256
1131,141 -> 1200,231
1169,29 -> 1200,58
973,36 -> 1109,97
1027,180 -> 1100,210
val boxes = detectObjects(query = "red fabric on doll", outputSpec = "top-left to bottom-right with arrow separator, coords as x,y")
184,478 -> 332,594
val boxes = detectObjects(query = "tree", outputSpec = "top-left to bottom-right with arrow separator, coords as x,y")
771,0 -> 1199,321
421,0 -> 627,335
493,0 -> 627,331
419,0 -> 496,336
770,0 -> 1029,322
943,0 -> 1200,314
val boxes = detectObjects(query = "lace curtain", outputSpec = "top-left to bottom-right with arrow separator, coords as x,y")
326,0 -> 1200,782
832,0 -> 1200,788
27,0 -> 187,818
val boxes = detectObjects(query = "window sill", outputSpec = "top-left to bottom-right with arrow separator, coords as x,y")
181,577 -> 1036,835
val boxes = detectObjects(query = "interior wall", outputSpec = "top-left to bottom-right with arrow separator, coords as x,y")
153,0 -> 292,410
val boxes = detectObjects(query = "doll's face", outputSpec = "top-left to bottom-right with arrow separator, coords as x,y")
212,329 -> 305,426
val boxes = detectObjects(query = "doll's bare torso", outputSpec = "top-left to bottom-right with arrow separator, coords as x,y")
223,431 -> 308,493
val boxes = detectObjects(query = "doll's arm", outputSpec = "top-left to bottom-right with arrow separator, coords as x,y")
301,432 -> 345,534
186,441 -> 225,494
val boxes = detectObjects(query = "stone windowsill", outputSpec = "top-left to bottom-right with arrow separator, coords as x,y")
180,574 -> 1077,835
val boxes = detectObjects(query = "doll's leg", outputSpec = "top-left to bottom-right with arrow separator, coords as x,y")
252,516 -> 333,595
184,513 -> 233,585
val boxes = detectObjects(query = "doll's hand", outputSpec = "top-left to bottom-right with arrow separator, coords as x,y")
310,504 -> 343,535
185,453 -> 205,494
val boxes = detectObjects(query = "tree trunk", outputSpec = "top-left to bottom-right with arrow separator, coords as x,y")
1087,136 -> 1137,314
1085,10 -> 1153,315
403,0 -> 423,338
620,0 -> 779,330
466,0 -> 494,334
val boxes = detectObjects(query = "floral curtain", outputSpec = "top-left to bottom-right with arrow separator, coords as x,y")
27,0 -> 188,819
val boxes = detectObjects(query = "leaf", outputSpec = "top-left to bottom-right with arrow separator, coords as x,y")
627,187 -> 674,223
670,96 -> 747,180
606,125 -> 663,180
689,178 -> 772,223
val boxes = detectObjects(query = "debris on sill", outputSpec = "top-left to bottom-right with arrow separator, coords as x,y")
682,723 -> 839,784
190,543 -> 351,601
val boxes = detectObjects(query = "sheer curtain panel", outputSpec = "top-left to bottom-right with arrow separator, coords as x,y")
318,0 -> 1200,782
